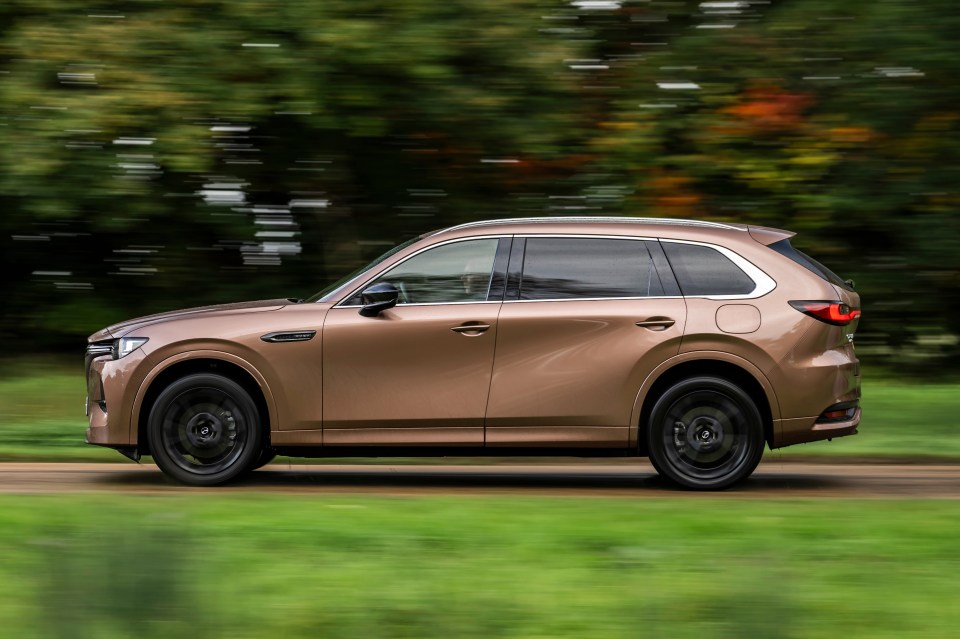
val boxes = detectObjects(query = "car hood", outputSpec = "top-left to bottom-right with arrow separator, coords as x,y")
88,299 -> 292,341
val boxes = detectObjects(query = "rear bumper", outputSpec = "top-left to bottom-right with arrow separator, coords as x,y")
775,406 -> 861,448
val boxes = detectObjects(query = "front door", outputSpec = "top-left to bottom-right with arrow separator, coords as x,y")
322,237 -> 505,446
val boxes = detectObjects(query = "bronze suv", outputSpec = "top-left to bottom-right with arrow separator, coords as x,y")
85,217 -> 862,489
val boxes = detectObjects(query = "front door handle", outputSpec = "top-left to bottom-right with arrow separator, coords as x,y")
451,322 -> 491,335
635,317 -> 675,331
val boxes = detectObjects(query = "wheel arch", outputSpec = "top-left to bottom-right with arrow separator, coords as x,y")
630,352 -> 781,454
131,351 -> 277,455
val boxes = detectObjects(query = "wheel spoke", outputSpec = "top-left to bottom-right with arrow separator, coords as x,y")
659,389 -> 754,483
159,388 -> 248,476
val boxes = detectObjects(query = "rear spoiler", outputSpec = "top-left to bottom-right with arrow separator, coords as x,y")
748,225 -> 796,246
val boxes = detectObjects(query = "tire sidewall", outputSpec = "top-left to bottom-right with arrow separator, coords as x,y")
647,376 -> 764,490
148,373 -> 263,486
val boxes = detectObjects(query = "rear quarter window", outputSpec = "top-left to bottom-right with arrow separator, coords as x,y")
768,239 -> 854,292
661,242 -> 756,296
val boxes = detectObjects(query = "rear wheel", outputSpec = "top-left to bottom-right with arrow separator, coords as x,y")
647,376 -> 764,490
148,373 -> 263,486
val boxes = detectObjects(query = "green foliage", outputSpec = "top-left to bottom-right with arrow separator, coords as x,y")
0,495 -> 959,637
1,1 -> 958,362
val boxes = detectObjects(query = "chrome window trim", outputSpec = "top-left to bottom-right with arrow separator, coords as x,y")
332,234 -> 507,309
508,234 -> 774,302
658,238 -> 777,300
337,300 -> 501,309
504,296 -> 685,304
331,232 -> 775,308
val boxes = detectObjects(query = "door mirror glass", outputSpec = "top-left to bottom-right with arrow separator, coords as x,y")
359,282 -> 400,317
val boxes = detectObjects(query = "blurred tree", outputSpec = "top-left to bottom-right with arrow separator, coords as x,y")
585,0 -> 960,363
0,0 -> 592,347
0,0 -> 957,365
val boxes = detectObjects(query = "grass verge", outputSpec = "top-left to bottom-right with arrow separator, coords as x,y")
0,494 -> 957,638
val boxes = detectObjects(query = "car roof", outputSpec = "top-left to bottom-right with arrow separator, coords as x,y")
425,216 -> 753,241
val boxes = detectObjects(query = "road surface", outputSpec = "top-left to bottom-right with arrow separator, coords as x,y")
0,461 -> 958,497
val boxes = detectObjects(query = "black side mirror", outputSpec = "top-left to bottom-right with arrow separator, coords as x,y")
359,282 -> 400,317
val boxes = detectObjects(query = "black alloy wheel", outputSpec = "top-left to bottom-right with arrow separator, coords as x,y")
148,373 -> 263,486
647,376 -> 765,490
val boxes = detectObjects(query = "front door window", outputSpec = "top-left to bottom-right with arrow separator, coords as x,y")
359,238 -> 499,305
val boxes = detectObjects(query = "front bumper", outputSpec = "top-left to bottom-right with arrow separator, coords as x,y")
84,347 -> 148,447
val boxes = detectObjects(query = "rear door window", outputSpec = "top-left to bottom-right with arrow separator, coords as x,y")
661,242 -> 756,296
519,238 -> 665,300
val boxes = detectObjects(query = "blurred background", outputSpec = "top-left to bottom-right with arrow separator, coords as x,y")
2,3 -> 960,636
1,0 -> 957,367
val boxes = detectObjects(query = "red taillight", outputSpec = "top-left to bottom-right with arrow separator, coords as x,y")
789,300 -> 862,326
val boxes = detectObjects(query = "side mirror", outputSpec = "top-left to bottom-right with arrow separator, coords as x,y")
359,282 -> 400,317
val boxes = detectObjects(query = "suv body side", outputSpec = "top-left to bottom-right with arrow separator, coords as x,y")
86,218 -> 860,466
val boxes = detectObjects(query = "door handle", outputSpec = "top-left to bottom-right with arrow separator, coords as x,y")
635,318 -> 675,331
451,323 -> 491,335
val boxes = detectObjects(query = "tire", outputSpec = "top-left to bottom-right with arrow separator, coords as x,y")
252,449 -> 277,470
148,373 -> 263,486
646,376 -> 764,490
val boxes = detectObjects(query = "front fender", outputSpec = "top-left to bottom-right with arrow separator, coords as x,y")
129,349 -> 280,445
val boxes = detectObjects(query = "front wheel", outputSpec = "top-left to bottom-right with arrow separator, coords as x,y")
647,377 -> 765,490
148,373 -> 263,486
252,449 -> 277,470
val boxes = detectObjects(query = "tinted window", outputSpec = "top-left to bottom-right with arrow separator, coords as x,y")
367,238 -> 499,304
661,242 -> 755,296
519,238 -> 664,300
769,239 -> 854,291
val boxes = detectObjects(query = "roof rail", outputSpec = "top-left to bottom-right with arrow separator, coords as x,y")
441,216 -> 744,233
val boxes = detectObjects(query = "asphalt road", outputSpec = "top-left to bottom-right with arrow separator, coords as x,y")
0,461 -> 958,497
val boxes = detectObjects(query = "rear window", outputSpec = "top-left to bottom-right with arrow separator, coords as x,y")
519,238 -> 664,300
661,242 -> 756,296
769,239 -> 853,292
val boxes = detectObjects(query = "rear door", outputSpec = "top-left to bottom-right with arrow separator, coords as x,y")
485,236 -> 686,447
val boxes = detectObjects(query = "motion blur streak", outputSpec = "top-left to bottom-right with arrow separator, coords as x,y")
0,0 -> 957,366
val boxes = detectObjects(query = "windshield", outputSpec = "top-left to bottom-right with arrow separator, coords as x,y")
306,236 -> 421,303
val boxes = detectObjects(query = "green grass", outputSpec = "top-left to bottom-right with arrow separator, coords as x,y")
772,377 -> 960,460
0,364 -> 116,461
0,362 -> 957,462
0,494 -> 957,638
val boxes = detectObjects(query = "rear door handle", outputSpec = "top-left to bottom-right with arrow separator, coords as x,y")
451,322 -> 491,335
635,317 -> 675,331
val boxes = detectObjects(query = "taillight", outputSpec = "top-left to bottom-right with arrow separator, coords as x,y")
789,300 -> 862,326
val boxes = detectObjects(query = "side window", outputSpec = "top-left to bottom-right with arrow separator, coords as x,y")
661,242 -> 756,296
519,238 -> 664,300
365,238 -> 499,304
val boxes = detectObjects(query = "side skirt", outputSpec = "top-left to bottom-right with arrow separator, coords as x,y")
270,446 -> 642,459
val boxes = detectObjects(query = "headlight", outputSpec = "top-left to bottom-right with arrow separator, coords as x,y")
111,337 -> 149,359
